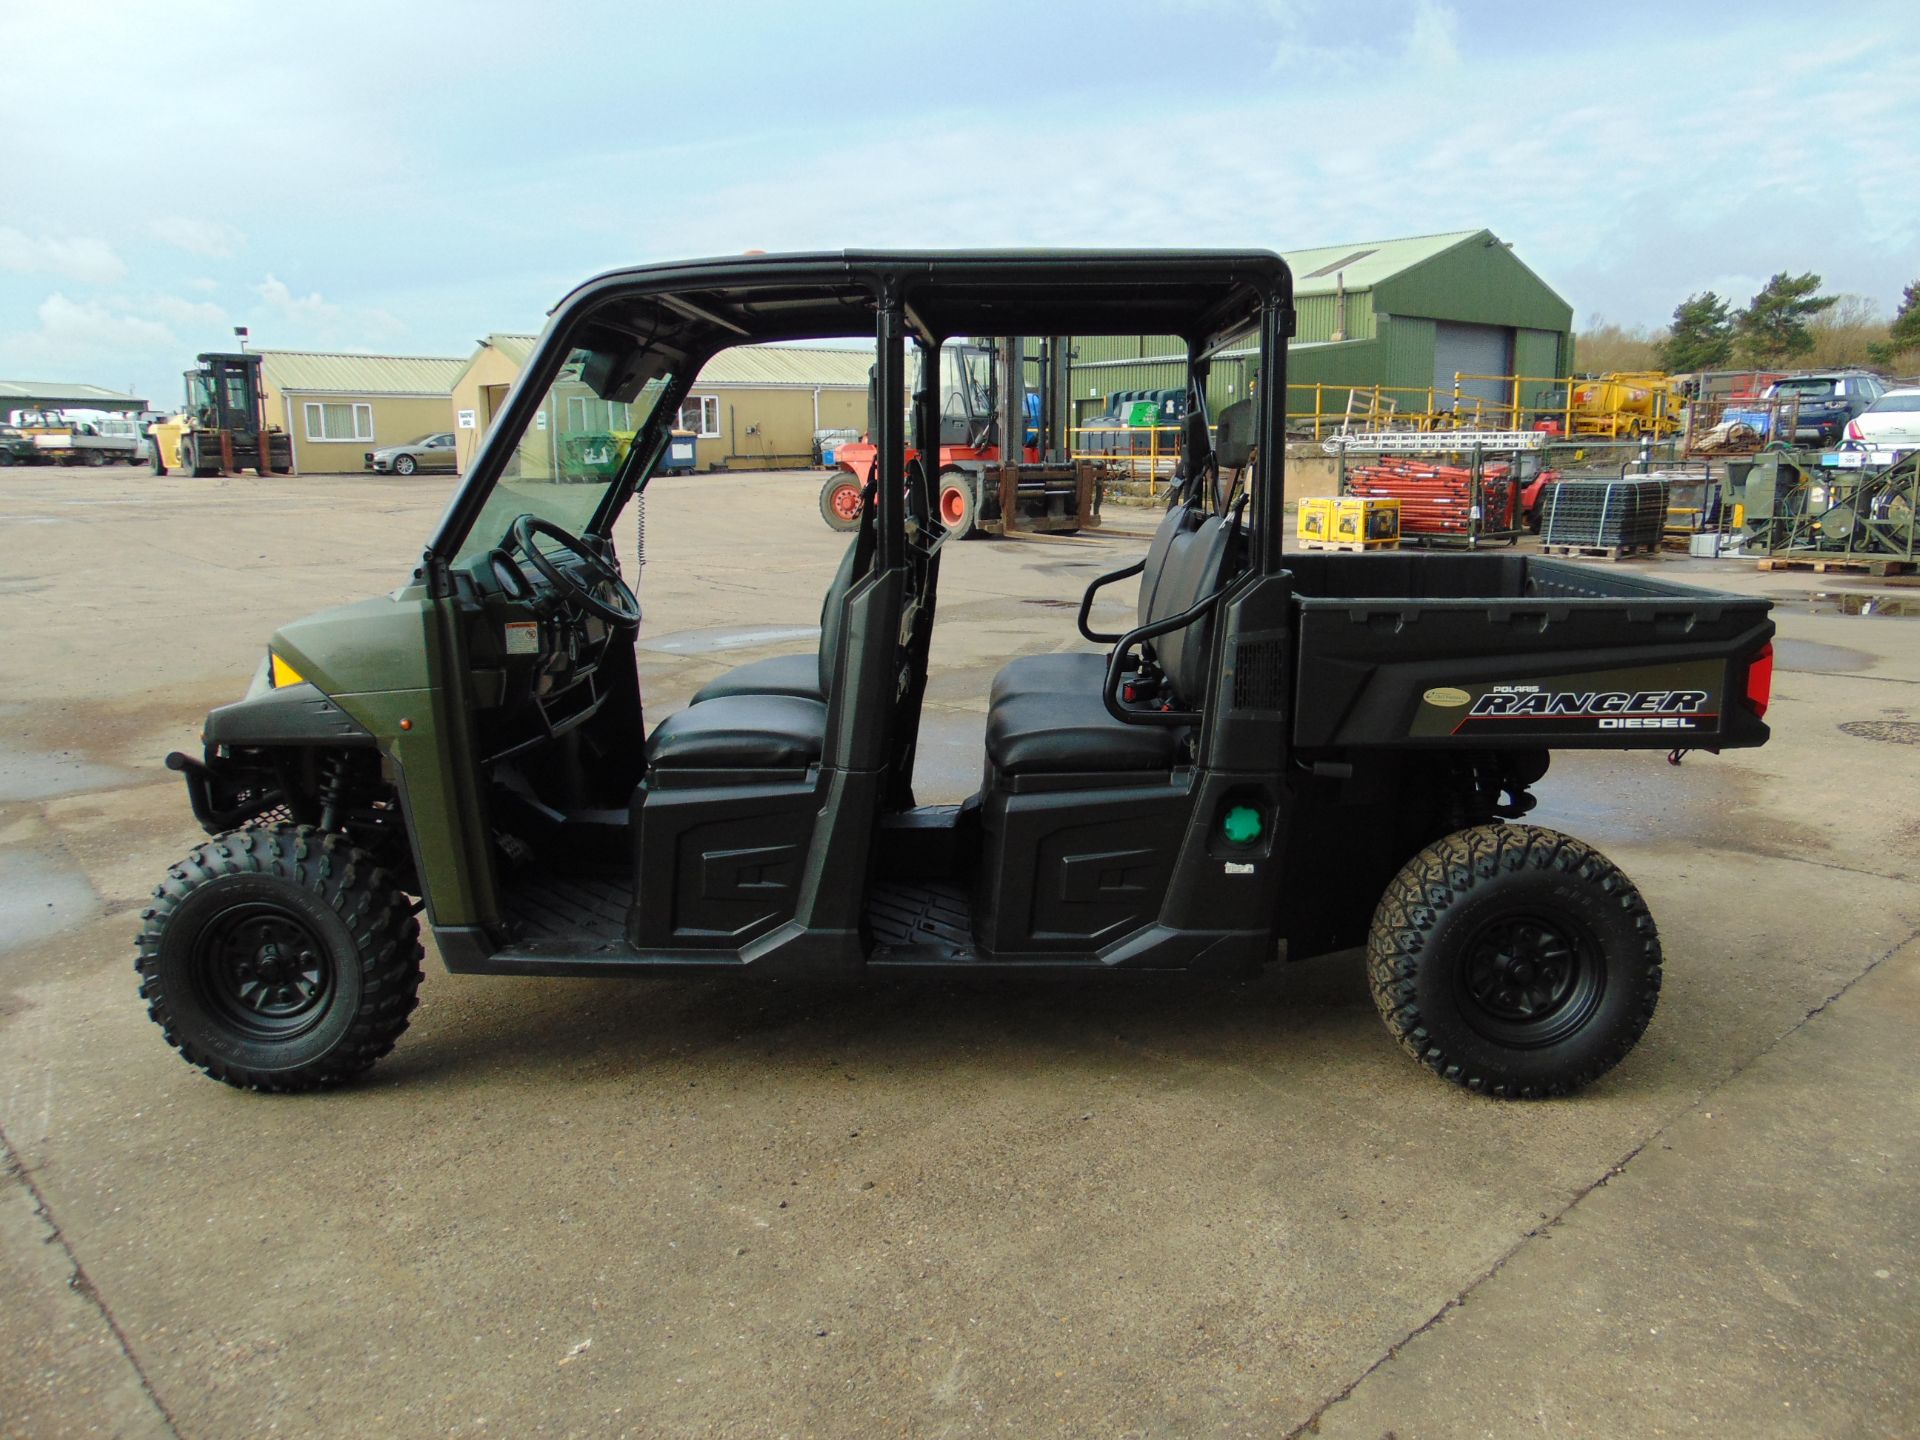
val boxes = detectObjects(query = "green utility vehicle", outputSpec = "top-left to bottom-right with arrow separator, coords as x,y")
139,251 -> 1775,1099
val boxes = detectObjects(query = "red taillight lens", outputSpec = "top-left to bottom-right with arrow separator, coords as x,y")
1744,642 -> 1774,719
1847,419 -> 1864,441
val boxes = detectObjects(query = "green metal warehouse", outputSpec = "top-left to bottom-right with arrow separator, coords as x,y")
1063,229 -> 1574,434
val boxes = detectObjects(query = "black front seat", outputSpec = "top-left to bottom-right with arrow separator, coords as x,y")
645,692 -> 828,770
683,538 -> 860,706
646,540 -> 866,772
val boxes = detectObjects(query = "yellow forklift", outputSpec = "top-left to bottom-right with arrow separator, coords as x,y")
149,353 -> 295,477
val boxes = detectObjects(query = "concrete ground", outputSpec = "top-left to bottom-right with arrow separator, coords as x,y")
0,464 -> 1914,1439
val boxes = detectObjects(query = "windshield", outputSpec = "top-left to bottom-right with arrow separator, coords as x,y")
456,345 -> 673,563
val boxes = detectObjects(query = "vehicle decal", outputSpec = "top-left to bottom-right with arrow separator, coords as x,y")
1409,661 -> 1725,739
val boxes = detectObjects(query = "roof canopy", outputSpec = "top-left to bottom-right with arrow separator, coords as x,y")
553,250 -> 1290,368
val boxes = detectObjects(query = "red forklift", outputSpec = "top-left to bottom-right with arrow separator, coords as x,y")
821,337 -> 1101,537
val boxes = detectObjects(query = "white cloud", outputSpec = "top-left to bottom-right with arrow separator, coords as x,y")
27,293 -> 177,353
149,215 -> 246,259
255,273 -> 340,321
144,293 -> 230,333
0,227 -> 127,284
1406,0 -> 1460,67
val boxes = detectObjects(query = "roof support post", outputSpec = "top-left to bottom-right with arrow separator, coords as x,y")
875,294 -> 907,572
1256,296 -> 1288,574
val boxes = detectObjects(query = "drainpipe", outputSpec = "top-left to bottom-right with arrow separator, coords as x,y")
812,386 -> 820,435
284,395 -> 299,474
1333,272 -> 1347,342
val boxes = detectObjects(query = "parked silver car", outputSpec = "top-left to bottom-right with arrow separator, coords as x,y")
365,432 -> 458,475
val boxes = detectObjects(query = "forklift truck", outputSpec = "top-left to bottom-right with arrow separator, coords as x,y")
148,352 -> 295,477
137,251 -> 1774,1099
822,337 -> 1099,538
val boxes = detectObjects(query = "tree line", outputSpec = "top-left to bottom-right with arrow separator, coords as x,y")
1576,276 -> 1920,377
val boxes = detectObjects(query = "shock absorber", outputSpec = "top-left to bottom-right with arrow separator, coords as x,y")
316,751 -> 353,833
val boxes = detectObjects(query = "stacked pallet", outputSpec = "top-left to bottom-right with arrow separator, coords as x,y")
1344,458 -> 1517,540
1539,477 -> 1669,558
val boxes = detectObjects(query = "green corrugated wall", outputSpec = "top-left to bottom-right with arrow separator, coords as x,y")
1062,232 -> 1574,429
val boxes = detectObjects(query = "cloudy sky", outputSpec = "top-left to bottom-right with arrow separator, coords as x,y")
3,0 -> 1915,403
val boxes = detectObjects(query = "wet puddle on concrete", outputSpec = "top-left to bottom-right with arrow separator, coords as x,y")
0,849 -> 102,953
1797,591 -> 1920,618
1772,638 -> 1877,674
0,736 -> 133,802
639,624 -> 820,655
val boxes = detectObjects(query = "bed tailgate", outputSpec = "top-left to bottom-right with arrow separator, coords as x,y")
1291,573 -> 1775,751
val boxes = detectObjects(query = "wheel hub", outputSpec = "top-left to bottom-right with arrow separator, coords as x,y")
832,484 -> 861,520
198,904 -> 332,1032
1456,913 -> 1604,1049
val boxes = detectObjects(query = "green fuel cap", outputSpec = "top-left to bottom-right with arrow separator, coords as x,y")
1222,805 -> 1263,846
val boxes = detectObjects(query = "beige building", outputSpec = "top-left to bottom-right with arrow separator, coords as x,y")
450,335 -> 871,473
256,350 -> 467,475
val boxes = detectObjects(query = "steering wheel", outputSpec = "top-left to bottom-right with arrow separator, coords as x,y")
508,514 -> 640,630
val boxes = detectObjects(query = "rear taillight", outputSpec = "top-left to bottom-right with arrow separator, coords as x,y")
1846,419 -> 1864,441
1744,642 -> 1774,719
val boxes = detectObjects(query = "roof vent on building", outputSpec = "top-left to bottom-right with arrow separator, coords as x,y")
1303,249 -> 1378,280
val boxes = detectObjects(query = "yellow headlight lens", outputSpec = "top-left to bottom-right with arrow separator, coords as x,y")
269,651 -> 304,688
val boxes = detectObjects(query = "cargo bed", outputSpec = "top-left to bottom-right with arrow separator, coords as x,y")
1283,551 -> 1774,751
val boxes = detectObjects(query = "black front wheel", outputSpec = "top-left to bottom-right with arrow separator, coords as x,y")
1368,824 -> 1660,1098
136,826 -> 423,1091
394,454 -> 417,476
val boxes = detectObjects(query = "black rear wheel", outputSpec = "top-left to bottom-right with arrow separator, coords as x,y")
1368,824 -> 1660,1098
136,826 -> 423,1091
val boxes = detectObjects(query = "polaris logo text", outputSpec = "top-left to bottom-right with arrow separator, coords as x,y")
1469,689 -> 1710,728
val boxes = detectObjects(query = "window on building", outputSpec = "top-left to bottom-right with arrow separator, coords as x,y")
677,395 -> 720,438
304,401 -> 374,442
563,396 -> 635,431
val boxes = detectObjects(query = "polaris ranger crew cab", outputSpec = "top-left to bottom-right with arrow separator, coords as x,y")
139,250 -> 1775,1098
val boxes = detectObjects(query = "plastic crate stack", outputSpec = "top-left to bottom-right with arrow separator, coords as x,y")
1539,478 -> 1669,553
1343,458 -> 1517,540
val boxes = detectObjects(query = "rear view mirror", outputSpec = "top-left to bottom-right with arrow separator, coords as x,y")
581,344 -> 671,404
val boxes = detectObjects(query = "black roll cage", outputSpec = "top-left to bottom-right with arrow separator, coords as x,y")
423,250 -> 1294,588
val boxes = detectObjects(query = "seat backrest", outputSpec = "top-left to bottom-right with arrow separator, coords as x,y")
1137,496 -> 1202,628
1151,516 -> 1238,707
817,537 -> 862,698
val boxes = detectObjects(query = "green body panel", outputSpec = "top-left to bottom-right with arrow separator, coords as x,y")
270,592 -> 434,696
266,587 -> 497,929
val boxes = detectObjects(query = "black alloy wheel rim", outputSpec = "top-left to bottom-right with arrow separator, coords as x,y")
1457,913 -> 1602,1048
194,902 -> 335,1040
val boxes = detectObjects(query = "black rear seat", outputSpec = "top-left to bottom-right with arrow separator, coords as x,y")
983,515 -> 1236,776
988,497 -> 1199,707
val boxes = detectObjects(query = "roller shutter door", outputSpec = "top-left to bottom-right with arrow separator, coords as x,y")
1434,323 -> 1514,411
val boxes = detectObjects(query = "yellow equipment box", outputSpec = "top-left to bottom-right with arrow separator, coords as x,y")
1332,495 -> 1400,548
1295,496 -> 1335,543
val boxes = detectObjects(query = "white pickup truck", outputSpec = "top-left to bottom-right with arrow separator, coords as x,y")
9,408 -> 145,466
